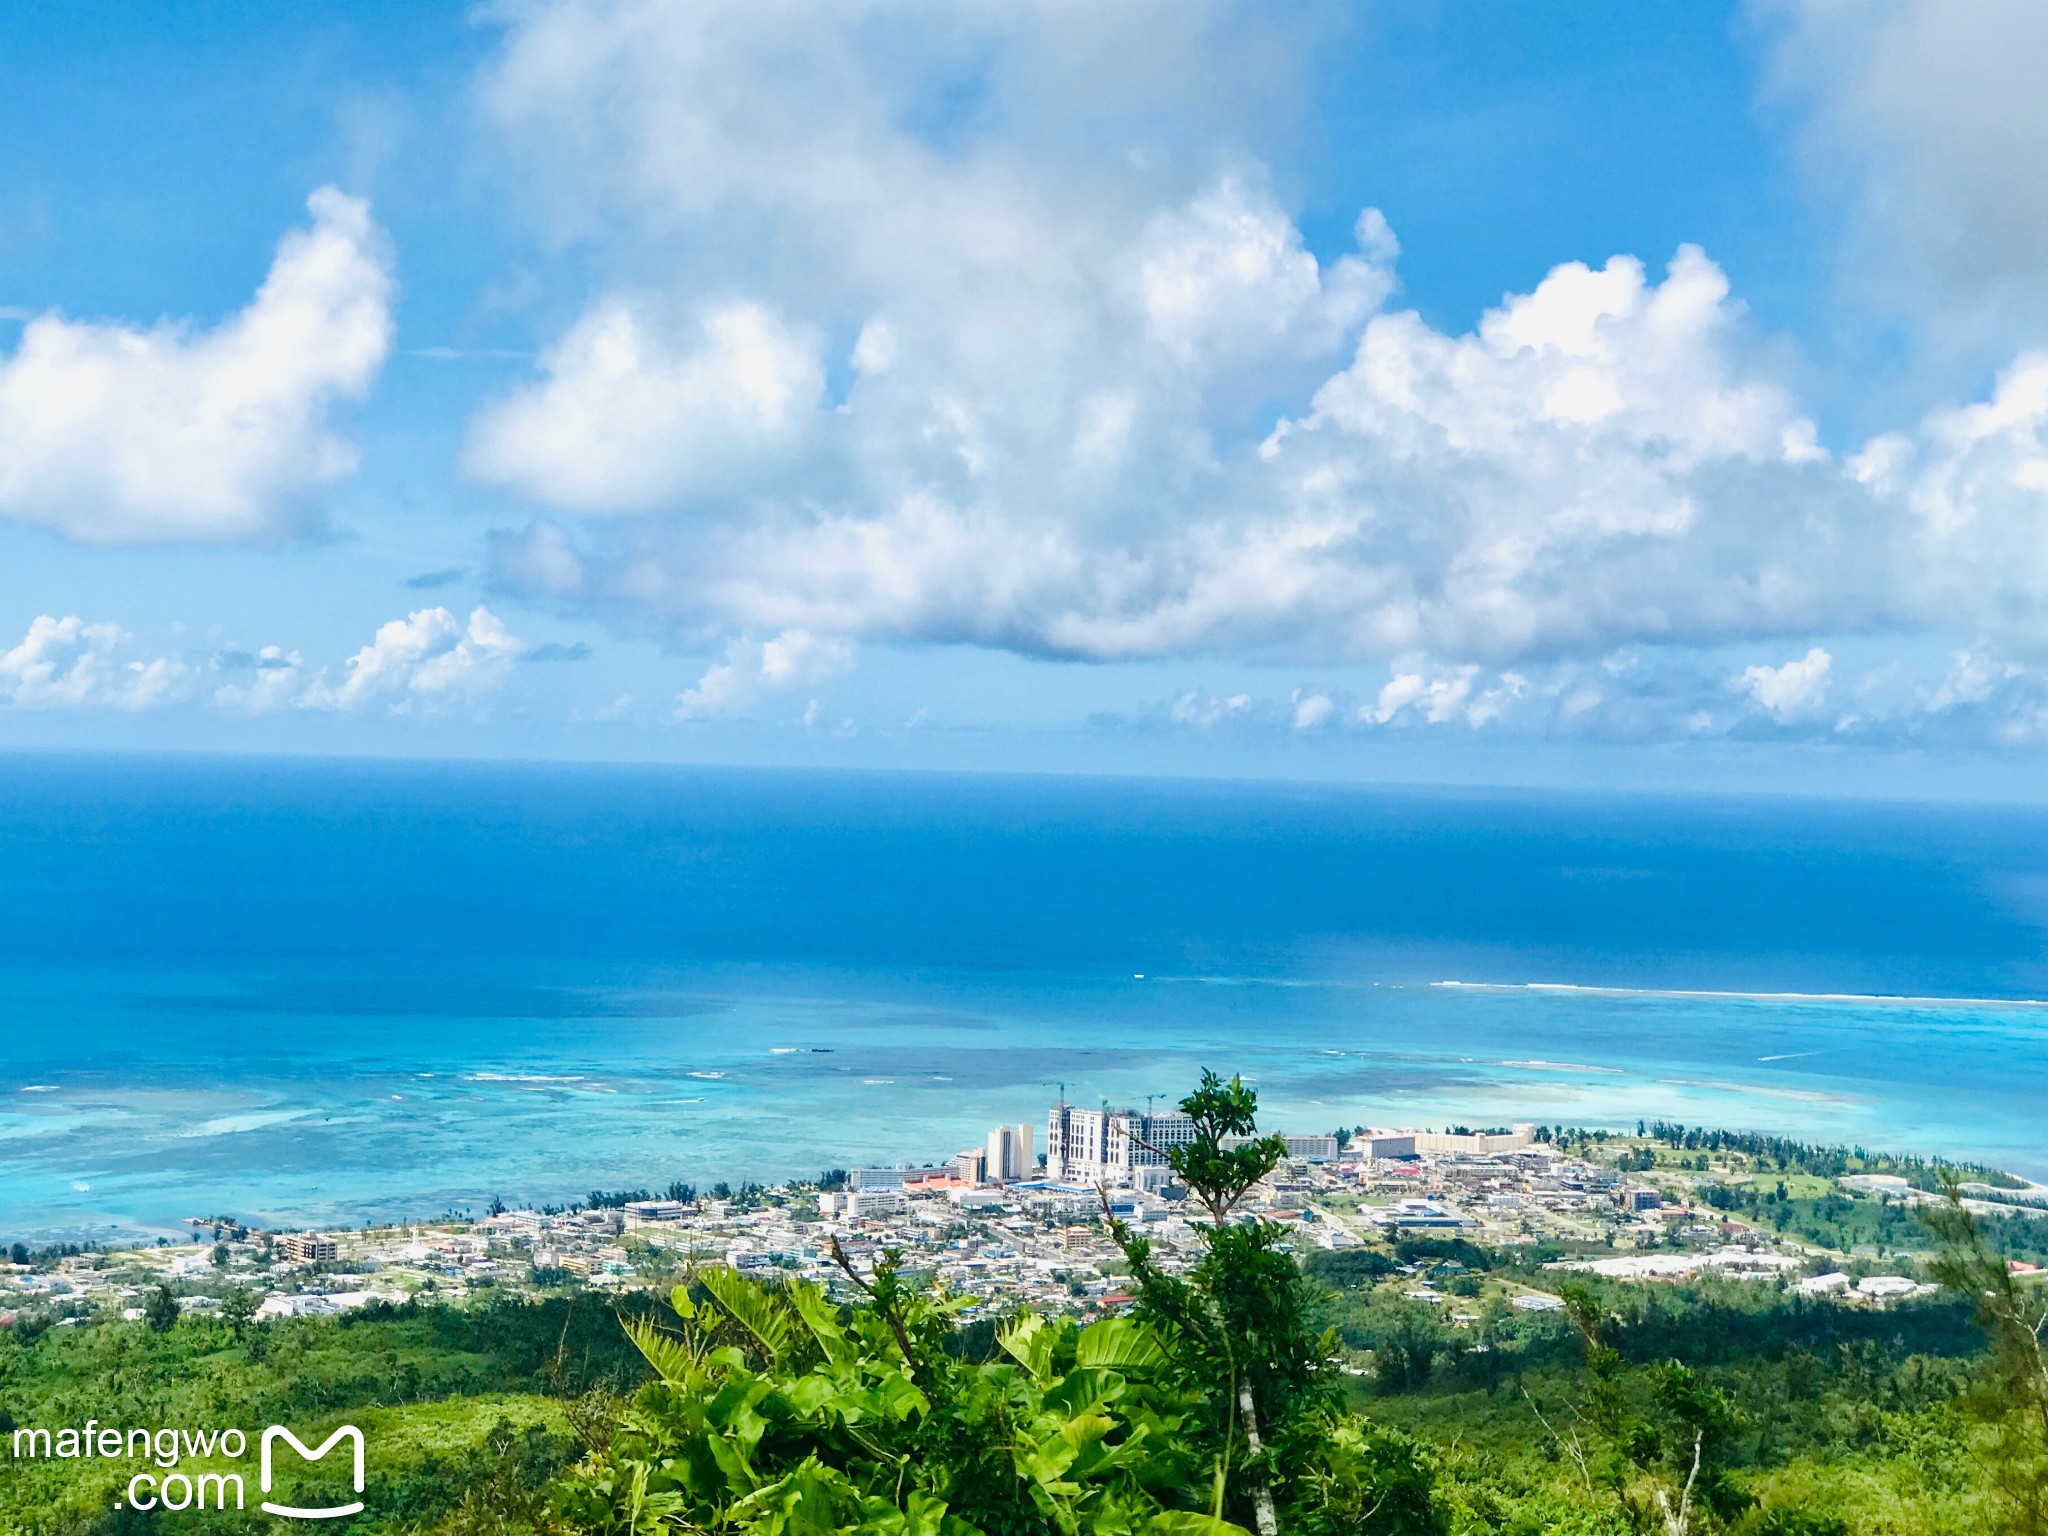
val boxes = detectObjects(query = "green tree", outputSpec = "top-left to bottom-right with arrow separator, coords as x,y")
1927,1173 -> 2048,1535
1554,1285 -> 1747,1535
1106,1070 -> 1440,1536
1158,1071 -> 1285,1230
219,1285 -> 260,1341
142,1283 -> 180,1334
1299,1248 -> 1394,1290
1370,1307 -> 1443,1396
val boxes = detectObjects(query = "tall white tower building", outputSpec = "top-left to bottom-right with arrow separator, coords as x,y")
1046,1101 -> 1194,1185
987,1122 -> 1034,1182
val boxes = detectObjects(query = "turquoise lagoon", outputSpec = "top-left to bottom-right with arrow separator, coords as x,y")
2,756 -> 2045,1240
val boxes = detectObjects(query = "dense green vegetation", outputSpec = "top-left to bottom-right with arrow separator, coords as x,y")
0,1294 -> 653,1535
1698,1180 -> 2048,1268
1640,1125 -> 2025,1192
1313,1268 -> 1999,1528
4,1082 -> 2045,1535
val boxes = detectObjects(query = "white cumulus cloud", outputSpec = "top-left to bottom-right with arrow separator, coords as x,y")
472,0 -> 1881,669
1140,185 -> 1394,365
1265,244 -> 1846,661
0,608 -> 547,721
1169,690 -> 1253,728
1291,691 -> 1335,730
303,606 -> 525,714
1369,665 -> 1498,728
0,189 -> 394,544
1739,647 -> 1833,719
494,239 -> 1869,666
0,616 -> 186,710
676,628 -> 852,721
212,645 -> 307,715
465,301 -> 824,512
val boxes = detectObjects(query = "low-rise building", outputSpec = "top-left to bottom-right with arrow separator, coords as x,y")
845,1190 -> 909,1220
849,1166 -> 953,1191
1282,1135 -> 1342,1162
1797,1271 -> 1852,1294
622,1200 -> 690,1224
281,1233 -> 338,1264
1371,1199 -> 1470,1230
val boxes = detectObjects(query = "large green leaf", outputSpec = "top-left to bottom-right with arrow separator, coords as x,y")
1145,1513 -> 1255,1536
705,1423 -> 766,1496
1042,1366 -> 1129,1419
701,1266 -> 796,1365
730,1455 -> 857,1536
998,1312 -> 1058,1380
784,1277 -> 853,1362
1075,1317 -> 1168,1371
623,1314 -> 701,1385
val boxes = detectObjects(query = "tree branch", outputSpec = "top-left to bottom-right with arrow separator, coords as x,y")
827,1236 -> 920,1375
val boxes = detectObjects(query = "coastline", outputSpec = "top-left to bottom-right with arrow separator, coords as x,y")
8,1117 -> 2044,1344
11,967 -> 2048,1244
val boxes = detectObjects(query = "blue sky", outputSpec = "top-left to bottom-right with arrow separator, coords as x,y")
7,0 -> 2048,794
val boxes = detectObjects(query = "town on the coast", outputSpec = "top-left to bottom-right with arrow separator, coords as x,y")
5,1095 -> 2044,1337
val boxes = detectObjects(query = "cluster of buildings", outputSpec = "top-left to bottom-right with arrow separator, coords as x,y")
3,1096 -> 1977,1335
0,1232 -> 400,1327
1041,1101 -> 1353,1186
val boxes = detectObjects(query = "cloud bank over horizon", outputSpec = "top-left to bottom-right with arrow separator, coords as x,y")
434,0 -> 2048,746
1,605 -> 528,720
12,0 -> 2048,764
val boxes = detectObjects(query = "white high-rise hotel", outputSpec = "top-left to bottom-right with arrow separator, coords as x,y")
1046,1102 -> 1196,1186
987,1121 -> 1034,1182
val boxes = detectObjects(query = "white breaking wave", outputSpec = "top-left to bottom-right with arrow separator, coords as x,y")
1434,981 -> 2048,1010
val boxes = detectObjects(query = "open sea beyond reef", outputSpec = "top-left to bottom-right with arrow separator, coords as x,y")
3,754 -> 2047,1242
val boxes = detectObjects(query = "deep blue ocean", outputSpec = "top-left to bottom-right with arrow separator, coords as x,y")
3,754 -> 2046,1243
